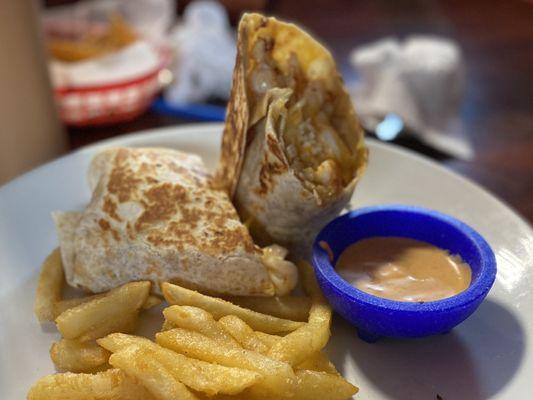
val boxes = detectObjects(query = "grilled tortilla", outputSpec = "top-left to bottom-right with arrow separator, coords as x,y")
54,147 -> 297,296
216,13 -> 367,254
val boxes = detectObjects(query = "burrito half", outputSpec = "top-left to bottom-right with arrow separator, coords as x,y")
54,147 -> 297,296
216,13 -> 367,254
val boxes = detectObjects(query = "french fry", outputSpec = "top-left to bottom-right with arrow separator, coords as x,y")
109,346 -> 199,400
78,312 -> 138,342
267,302 -> 332,366
296,351 -> 339,375
34,248 -> 64,322
297,260 -> 325,301
27,368 -> 155,400
213,370 -> 357,400
224,296 -> 311,321
215,370 -> 357,400
55,281 -> 150,340
267,261 -> 332,366
163,305 -> 240,348
291,370 -> 358,400
254,331 -> 282,347
53,293 -> 104,319
162,282 -> 304,334
161,319 -> 175,331
50,339 -> 110,373
142,295 -> 163,310
49,15 -> 137,62
218,315 -> 269,353
148,344 -> 260,396
156,328 -> 296,397
97,333 -> 155,353
54,293 -> 160,319
98,334 -> 261,396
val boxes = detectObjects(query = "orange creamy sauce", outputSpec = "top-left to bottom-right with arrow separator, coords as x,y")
334,237 -> 472,302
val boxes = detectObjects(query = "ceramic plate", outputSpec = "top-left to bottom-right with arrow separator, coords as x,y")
1,124 -> 531,400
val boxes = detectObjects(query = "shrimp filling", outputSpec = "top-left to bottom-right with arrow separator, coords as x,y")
248,37 -> 358,198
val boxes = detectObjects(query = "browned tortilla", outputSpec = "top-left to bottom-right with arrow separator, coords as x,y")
214,22 -> 250,196
216,13 -> 367,255
54,147 -> 297,296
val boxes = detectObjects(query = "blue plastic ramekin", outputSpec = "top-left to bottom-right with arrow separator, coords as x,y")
312,205 -> 497,342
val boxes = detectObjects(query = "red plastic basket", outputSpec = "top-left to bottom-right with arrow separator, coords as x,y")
54,44 -> 171,127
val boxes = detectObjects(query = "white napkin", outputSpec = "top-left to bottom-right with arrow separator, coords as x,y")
164,0 -> 236,104
350,35 -> 473,160
49,41 -> 161,88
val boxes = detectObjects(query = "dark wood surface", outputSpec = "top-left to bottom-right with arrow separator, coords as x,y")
67,0 -> 533,222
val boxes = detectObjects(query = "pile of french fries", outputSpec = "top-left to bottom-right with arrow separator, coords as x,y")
29,248 -> 358,399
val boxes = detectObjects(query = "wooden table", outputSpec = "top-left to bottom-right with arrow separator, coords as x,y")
67,0 -> 533,222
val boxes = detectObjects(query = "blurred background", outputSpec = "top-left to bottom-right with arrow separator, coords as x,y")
0,0 -> 532,221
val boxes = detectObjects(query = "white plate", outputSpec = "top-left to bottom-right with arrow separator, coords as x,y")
1,123 -> 532,400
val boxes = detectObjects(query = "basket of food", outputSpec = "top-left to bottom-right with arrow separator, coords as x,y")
44,12 -> 172,126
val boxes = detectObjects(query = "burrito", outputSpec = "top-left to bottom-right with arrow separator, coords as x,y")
216,13 -> 367,254
54,147 -> 297,296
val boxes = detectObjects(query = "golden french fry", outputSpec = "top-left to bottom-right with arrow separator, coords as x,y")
291,370 -> 358,400
156,328 -> 296,397
218,315 -> 269,354
224,296 -> 311,321
54,293 -> 160,319
213,370 -> 357,400
142,295 -> 163,310
97,333 -> 154,353
78,312 -> 138,342
161,319 -> 175,331
99,334 -> 261,396
53,294 -> 104,319
254,331 -> 282,347
267,301 -> 331,366
50,339 -> 110,373
149,344 -> 260,396
218,369 -> 356,400
49,15 -> 137,62
297,260 -> 325,301
162,282 -> 304,334
163,305 -> 240,348
296,351 -> 339,375
55,281 -> 150,340
34,248 -> 64,322
109,345 -> 199,400
27,368 -> 155,400
267,262 -> 332,366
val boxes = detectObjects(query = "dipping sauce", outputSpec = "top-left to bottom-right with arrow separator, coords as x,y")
335,237 -> 472,302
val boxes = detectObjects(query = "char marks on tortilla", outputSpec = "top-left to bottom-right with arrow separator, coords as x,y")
54,147 -> 294,296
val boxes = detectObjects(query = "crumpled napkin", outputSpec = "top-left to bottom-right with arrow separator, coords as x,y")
350,35 -> 473,160
164,0 -> 236,104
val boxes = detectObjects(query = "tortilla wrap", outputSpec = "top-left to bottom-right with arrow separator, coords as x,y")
54,147 -> 297,296
216,13 -> 367,254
